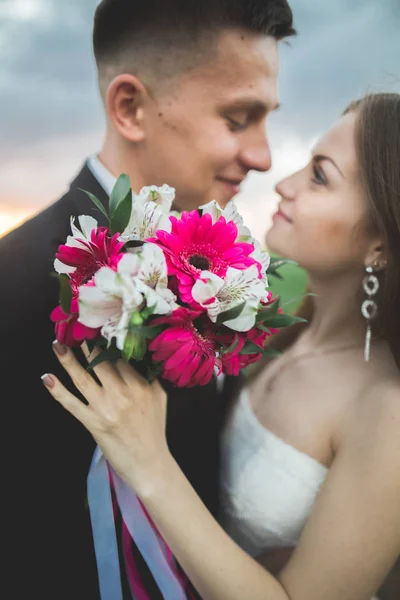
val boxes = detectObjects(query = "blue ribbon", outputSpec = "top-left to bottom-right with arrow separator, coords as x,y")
87,447 -> 123,600
88,447 -> 187,600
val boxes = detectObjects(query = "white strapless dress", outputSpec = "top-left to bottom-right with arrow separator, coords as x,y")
219,387 -> 329,557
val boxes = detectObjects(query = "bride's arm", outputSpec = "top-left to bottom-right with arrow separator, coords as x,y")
44,345 -> 400,600
134,408 -> 400,600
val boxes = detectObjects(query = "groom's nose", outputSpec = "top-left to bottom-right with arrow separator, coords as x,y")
239,126 -> 272,173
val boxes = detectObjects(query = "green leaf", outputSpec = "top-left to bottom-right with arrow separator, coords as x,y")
129,312 -> 145,328
256,324 -> 272,334
131,324 -> 166,340
123,333 -> 135,362
240,341 -> 263,355
58,274 -> 73,314
109,174 -> 132,218
110,192 -> 132,236
271,271 -> 284,280
216,302 -> 246,325
124,240 -> 145,249
221,334 -> 240,356
281,292 -> 317,309
140,304 -> 157,320
262,314 -> 308,328
262,347 -> 281,358
123,332 -> 147,362
78,189 -> 109,222
255,299 -> 280,323
86,349 -> 120,371
145,362 -> 164,383
268,258 -> 298,274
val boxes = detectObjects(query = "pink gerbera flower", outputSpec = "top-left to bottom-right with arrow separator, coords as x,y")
56,226 -> 125,295
51,299 -> 100,347
149,211 -> 256,305
149,307 -> 219,387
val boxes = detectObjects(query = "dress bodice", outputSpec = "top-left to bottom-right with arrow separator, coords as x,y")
219,388 -> 329,557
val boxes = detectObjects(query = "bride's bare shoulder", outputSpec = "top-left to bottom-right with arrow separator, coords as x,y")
352,376 -> 400,453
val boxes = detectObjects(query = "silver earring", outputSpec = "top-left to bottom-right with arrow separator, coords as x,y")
362,265 -> 379,362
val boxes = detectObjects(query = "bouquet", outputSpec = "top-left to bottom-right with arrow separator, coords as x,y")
51,175 -> 300,387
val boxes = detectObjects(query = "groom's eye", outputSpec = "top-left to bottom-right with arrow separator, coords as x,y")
225,115 -> 248,132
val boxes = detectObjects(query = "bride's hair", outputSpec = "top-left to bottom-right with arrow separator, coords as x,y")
92,0 -> 295,98
256,93 -> 400,373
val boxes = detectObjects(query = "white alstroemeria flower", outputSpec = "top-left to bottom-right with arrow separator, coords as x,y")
120,196 -> 172,244
192,265 -> 269,332
54,215 -> 98,274
250,240 -> 270,287
134,243 -> 177,315
138,184 -> 176,212
78,253 -> 144,350
78,247 -> 175,349
201,200 -> 253,243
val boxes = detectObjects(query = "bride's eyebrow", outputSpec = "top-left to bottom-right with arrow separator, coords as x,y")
313,154 -> 345,179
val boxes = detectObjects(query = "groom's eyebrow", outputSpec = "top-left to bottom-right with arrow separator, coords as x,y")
225,98 -> 280,115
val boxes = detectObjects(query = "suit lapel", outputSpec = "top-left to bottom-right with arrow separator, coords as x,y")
69,162 -> 110,227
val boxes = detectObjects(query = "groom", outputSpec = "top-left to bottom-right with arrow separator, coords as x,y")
0,0 -> 294,598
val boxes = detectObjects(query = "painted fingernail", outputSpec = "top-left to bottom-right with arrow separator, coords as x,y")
53,340 -> 68,356
41,374 -> 55,388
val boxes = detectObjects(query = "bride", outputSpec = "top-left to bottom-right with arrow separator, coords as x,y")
42,92 -> 400,600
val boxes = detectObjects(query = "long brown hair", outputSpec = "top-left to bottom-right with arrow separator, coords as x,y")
252,93 -> 400,378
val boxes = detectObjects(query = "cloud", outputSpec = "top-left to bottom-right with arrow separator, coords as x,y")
0,0 -> 399,236
275,0 -> 400,137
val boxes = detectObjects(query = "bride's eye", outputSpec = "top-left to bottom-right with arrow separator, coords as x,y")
312,164 -> 328,185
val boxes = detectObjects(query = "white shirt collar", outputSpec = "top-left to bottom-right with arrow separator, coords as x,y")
87,155 -> 117,197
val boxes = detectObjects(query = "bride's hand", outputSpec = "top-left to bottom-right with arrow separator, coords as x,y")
42,341 -> 170,494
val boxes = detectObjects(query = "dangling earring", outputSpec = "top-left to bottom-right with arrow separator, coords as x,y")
362,263 -> 379,362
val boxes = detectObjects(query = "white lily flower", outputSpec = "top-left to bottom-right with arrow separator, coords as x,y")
201,200 -> 253,243
134,243 -> 177,315
78,254 -> 144,350
78,248 -> 175,350
120,196 -> 172,244
138,184 -> 176,212
71,215 -> 98,240
250,240 -> 270,286
192,265 -> 269,332
54,215 -> 99,274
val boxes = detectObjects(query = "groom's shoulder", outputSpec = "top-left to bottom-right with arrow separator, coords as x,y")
0,163 -> 96,319
0,162 -> 93,262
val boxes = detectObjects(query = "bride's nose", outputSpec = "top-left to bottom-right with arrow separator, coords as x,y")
275,174 -> 296,201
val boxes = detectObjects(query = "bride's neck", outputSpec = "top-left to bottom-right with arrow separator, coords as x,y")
296,269 -> 366,352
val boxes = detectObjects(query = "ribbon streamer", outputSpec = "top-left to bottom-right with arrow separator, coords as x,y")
88,447 -> 188,600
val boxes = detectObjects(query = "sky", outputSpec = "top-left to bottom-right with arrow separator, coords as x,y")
0,0 -> 399,240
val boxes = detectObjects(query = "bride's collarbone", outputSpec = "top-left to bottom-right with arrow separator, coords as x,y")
247,356 -> 379,469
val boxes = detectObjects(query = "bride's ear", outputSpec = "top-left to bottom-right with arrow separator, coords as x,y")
106,74 -> 147,143
364,240 -> 388,272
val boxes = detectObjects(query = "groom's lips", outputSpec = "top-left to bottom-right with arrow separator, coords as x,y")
216,177 -> 244,195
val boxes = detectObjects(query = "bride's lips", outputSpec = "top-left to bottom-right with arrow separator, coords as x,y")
216,177 -> 243,195
272,207 -> 293,223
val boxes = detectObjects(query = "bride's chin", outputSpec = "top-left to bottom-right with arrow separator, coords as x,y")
265,227 -> 287,257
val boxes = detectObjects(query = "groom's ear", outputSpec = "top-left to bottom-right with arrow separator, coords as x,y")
105,74 -> 147,143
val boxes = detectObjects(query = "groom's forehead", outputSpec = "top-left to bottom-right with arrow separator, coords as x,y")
179,33 -> 279,105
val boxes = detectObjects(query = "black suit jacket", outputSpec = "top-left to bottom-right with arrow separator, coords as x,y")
1,164 -> 223,599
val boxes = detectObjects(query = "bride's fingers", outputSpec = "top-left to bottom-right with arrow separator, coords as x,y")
115,359 -> 147,388
52,341 -> 101,402
41,373 -> 99,432
81,342 -> 120,387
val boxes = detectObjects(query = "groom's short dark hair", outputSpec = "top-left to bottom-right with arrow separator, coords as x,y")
93,0 -> 295,95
